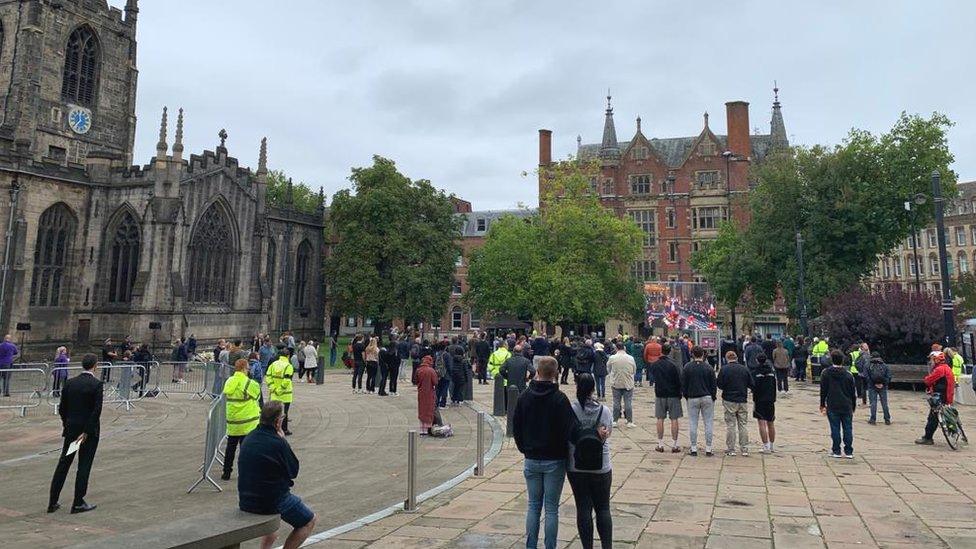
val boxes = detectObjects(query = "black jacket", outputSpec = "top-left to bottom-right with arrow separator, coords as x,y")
865,357 -> 891,386
512,380 -> 578,461
717,361 -> 752,403
576,347 -> 595,373
681,360 -> 717,400
59,371 -> 103,439
500,355 -> 533,392
238,424 -> 300,515
649,357 -> 682,398
592,350 -> 609,377
752,365 -> 777,405
820,366 -> 856,415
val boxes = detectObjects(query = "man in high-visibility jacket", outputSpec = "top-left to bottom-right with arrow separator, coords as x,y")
848,343 -> 869,405
222,358 -> 261,480
810,337 -> 829,380
487,342 -> 512,382
267,346 -> 294,436
946,348 -> 964,380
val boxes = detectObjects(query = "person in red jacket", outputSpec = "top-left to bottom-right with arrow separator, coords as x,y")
915,352 -> 956,445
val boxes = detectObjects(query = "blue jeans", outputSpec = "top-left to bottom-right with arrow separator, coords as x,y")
633,366 -> 643,383
524,458 -> 566,549
436,377 -> 450,407
868,385 -> 890,422
594,375 -> 606,399
827,411 -> 853,456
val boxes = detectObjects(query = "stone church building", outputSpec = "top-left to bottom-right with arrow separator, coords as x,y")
0,0 -> 325,356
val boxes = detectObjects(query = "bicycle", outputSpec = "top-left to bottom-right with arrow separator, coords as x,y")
929,394 -> 968,450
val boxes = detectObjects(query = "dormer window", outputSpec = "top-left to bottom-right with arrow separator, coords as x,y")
476,218 -> 486,232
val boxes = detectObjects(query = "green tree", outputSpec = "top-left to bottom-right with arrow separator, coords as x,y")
325,156 -> 462,333
701,112 -> 956,318
690,221 -> 771,315
953,272 -> 976,321
466,161 -> 644,327
266,169 -> 322,214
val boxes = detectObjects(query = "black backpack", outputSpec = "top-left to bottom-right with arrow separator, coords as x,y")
867,360 -> 886,383
573,406 -> 605,471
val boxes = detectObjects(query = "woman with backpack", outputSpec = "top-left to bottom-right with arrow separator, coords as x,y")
364,337 -> 380,394
567,373 -> 613,549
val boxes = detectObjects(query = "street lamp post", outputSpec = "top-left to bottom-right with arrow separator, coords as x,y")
904,193 -> 926,295
795,230 -> 809,338
932,171 -> 956,347
0,171 -> 21,333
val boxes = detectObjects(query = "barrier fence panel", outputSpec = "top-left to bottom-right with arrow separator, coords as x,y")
48,364 -> 145,413
0,367 -> 47,416
152,361 -> 213,399
188,394 -> 227,494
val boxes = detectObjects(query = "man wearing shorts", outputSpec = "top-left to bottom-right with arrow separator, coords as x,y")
649,343 -> 683,453
238,401 -> 316,549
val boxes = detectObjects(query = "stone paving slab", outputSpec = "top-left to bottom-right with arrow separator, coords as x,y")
314,381 -> 974,548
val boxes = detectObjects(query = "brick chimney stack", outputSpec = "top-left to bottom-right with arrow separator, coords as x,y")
538,129 -> 552,166
725,101 -> 751,191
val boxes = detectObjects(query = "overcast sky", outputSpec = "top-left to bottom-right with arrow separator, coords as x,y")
118,0 -> 975,210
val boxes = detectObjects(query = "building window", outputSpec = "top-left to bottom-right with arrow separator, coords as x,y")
882,258 -> 891,278
930,254 -> 939,275
455,254 -> 464,267
345,316 -> 357,327
107,211 -> 140,304
294,240 -> 311,308
927,229 -> 937,248
909,256 -> 917,276
187,203 -> 236,305
958,252 -> 969,274
452,279 -> 462,295
693,207 -> 723,230
948,256 -> 955,276
476,218 -> 486,232
266,238 -> 277,295
695,171 -> 720,189
470,310 -> 481,330
602,179 -> 614,196
61,26 -> 100,106
971,226 -> 976,246
956,226 -> 966,247
631,146 -> 650,160
451,307 -> 463,330
699,141 -> 716,156
30,203 -> 77,307
893,256 -> 903,278
364,318 -> 374,327
631,260 -> 657,282
48,146 -> 67,162
666,207 -> 676,229
630,175 -> 651,195
668,242 -> 679,263
588,177 -> 598,194
629,210 -> 655,246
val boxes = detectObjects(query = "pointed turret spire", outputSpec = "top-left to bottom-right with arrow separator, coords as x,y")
636,115 -> 642,133
770,81 -> 789,150
172,108 -> 184,160
257,137 -> 268,175
155,106 -> 168,156
703,111 -> 709,129
125,0 -> 139,24
600,91 -> 619,159
318,187 -> 326,213
285,177 -> 294,205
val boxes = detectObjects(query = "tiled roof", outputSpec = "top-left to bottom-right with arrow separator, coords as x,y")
578,134 -> 774,167
459,208 -> 536,237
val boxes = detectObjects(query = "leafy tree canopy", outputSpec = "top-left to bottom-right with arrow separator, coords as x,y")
325,156 -> 462,329
466,161 -> 644,326
692,112 -> 956,318
266,169 -> 322,214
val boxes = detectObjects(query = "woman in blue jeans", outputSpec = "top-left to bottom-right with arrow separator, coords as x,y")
567,374 -> 613,549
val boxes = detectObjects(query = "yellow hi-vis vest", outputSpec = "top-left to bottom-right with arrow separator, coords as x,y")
223,371 -> 261,436
811,341 -> 828,357
488,348 -> 512,380
849,351 -> 861,374
267,356 -> 294,403
951,353 -> 964,378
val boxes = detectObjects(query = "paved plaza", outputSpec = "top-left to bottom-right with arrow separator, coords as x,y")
0,375 -> 488,548
313,381 -> 976,549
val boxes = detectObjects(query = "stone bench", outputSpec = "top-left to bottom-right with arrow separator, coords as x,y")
71,509 -> 279,549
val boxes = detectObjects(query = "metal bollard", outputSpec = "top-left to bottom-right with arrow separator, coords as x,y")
474,411 -> 485,476
492,375 -> 506,416
464,373 -> 474,401
404,430 -> 418,512
315,362 -> 325,385
505,385 -> 519,437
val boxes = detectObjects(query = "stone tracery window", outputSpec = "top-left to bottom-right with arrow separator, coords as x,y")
108,212 -> 140,303
293,240 -> 311,308
266,237 -> 277,295
187,203 -> 235,305
30,203 -> 76,307
62,26 -> 100,106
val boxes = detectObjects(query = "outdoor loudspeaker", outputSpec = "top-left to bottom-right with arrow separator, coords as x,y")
149,321 -> 162,330
15,322 -> 30,331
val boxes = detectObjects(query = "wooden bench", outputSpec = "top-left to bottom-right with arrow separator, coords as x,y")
71,509 -> 279,549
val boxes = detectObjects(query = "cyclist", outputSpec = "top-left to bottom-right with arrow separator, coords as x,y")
915,352 -> 956,446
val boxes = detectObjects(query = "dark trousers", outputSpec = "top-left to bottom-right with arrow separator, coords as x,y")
560,364 -> 570,384
52,375 -> 66,395
1,368 -> 10,396
567,471 -> 613,549
223,435 -> 245,475
100,368 -> 111,382
854,376 -> 867,403
436,377 -> 450,407
594,375 -> 606,399
49,433 -> 99,507
450,375 -> 464,403
924,408 -> 940,440
775,369 -> 789,392
411,361 -> 419,385
389,364 -> 399,394
793,359 -> 806,381
827,411 -> 853,456
365,361 -> 378,392
378,363 -> 389,396
352,361 -> 365,390
283,402 -> 291,433
477,359 -> 488,384
297,361 -> 305,379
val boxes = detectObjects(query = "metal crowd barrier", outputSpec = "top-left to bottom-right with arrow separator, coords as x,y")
150,361 -> 227,399
48,363 -> 145,412
188,394 -> 227,493
0,366 -> 47,416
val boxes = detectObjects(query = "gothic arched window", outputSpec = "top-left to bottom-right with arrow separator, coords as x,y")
108,212 -> 140,303
30,203 -> 76,307
61,26 -> 100,106
294,240 -> 311,308
187,203 -> 235,305
266,237 -> 277,295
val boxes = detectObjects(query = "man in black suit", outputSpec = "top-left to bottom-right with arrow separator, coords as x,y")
48,353 -> 102,514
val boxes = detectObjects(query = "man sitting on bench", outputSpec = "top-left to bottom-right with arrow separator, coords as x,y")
237,401 -> 317,549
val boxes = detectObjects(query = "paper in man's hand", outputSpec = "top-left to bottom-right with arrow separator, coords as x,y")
65,439 -> 82,456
